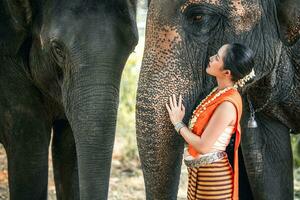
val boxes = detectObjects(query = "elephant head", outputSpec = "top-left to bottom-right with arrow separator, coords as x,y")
1,0 -> 138,199
137,0 -> 300,199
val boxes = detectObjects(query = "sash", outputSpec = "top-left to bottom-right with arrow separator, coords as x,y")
188,89 -> 242,200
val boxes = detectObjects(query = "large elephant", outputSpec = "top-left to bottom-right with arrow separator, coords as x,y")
0,0 -> 138,199
137,0 -> 300,199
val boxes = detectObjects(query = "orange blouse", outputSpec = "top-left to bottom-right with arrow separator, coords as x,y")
188,88 -> 242,200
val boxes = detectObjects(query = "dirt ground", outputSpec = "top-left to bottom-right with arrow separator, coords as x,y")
0,143 -> 299,200
0,143 -> 189,200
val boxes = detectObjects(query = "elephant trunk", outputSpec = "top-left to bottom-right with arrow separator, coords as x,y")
136,69 -> 198,199
62,62 -> 121,199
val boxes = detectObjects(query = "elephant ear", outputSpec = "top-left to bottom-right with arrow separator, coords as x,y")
277,0 -> 300,46
6,0 -> 33,31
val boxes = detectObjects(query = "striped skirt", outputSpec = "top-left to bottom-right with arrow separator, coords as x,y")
187,154 -> 233,200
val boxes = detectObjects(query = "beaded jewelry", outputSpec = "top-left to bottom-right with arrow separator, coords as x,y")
188,86 -> 237,130
233,68 -> 256,89
188,68 -> 256,130
234,68 -> 257,128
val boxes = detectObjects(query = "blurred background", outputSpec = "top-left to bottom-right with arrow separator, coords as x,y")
0,1 -> 299,199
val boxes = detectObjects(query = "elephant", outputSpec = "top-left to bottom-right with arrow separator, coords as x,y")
137,0 -> 300,199
0,0 -> 138,199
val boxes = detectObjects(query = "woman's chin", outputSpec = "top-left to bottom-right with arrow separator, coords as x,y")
205,68 -> 210,74
205,69 -> 215,77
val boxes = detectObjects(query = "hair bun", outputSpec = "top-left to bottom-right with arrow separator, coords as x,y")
234,68 -> 255,89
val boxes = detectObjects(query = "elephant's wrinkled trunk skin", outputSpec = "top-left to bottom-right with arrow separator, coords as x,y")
136,94 -> 186,199
136,3 -> 210,199
62,60 -> 122,199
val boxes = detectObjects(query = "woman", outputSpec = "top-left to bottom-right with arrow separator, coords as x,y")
165,43 -> 255,200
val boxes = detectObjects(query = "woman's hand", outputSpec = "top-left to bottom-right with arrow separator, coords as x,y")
165,94 -> 185,125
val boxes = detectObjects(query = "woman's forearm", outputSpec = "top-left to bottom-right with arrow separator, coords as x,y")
179,126 -> 207,154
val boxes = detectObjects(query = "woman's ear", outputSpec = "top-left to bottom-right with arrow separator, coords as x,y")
6,0 -> 32,31
276,0 -> 300,46
223,69 -> 232,78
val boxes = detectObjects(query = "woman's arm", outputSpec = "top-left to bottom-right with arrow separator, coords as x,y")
166,94 -> 237,155
179,101 -> 236,154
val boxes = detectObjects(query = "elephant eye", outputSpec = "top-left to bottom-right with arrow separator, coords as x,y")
55,47 -> 63,57
191,15 -> 203,22
183,4 -> 223,25
183,5 -> 225,41
51,41 -> 66,65
186,12 -> 204,24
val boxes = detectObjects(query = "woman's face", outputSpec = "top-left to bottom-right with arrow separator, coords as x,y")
206,44 -> 231,78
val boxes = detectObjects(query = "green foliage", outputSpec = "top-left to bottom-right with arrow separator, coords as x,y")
292,134 -> 300,198
292,134 -> 300,168
115,53 -> 140,163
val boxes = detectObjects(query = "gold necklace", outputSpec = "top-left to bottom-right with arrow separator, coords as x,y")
188,86 -> 236,130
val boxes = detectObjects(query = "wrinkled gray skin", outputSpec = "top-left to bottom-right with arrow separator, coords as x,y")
137,0 -> 300,199
0,0 -> 138,199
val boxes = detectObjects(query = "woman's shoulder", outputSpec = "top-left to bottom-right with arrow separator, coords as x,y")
219,89 -> 242,109
225,89 -> 242,102
217,101 -> 237,113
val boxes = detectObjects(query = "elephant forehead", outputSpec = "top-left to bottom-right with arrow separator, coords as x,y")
181,0 -> 221,11
146,4 -> 182,65
229,0 -> 262,33
180,0 -> 262,34
145,25 -> 181,54
143,2 -> 194,93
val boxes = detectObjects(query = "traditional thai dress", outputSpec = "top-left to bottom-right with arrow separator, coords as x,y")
184,88 -> 242,200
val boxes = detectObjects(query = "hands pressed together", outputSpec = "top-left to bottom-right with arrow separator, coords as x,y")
165,94 -> 186,125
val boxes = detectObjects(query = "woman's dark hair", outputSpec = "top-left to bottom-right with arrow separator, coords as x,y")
223,43 -> 254,82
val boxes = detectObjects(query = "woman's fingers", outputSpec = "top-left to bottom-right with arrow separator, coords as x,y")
181,104 -> 185,111
169,94 -> 184,110
169,94 -> 183,109
178,94 -> 182,108
166,103 -> 171,113
172,94 -> 177,107
169,96 -> 174,108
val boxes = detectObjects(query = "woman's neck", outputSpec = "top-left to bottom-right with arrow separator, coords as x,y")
216,77 -> 234,91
